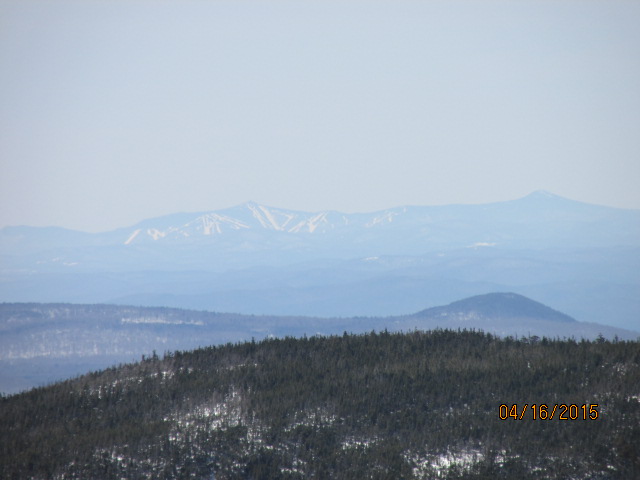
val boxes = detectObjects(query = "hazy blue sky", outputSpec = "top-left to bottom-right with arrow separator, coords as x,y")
1,0 -> 639,232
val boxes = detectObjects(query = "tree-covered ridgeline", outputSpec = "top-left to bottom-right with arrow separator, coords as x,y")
1,329 -> 639,479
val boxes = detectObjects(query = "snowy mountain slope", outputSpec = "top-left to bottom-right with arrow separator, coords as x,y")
112,192 -> 640,249
0,192 -> 631,246
1,191 -> 639,331
2,191 -> 639,267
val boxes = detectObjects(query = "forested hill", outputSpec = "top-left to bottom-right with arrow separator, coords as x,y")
413,292 -> 577,323
3,296 -> 638,395
1,330 -> 639,479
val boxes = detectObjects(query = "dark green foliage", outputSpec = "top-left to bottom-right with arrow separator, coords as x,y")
1,330 -> 639,479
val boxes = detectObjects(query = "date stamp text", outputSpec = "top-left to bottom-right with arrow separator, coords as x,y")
498,404 -> 599,420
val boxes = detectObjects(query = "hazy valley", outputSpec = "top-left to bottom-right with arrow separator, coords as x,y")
2,191 -> 639,329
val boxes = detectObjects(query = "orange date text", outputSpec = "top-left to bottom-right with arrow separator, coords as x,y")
498,404 -> 599,420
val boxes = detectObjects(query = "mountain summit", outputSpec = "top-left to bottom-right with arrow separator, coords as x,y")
414,292 -> 576,323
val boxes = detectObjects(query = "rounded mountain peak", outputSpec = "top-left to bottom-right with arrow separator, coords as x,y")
416,292 -> 576,323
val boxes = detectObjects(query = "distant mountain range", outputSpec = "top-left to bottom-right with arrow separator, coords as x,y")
2,191 -> 639,264
1,191 -> 639,331
1,293 -> 637,394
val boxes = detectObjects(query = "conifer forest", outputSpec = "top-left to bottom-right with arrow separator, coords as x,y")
1,330 -> 639,479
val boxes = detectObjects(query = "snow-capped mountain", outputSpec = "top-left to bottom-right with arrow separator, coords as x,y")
1,191 -> 639,332
117,202 -> 358,244
5,191 -> 638,254
111,191 -> 640,249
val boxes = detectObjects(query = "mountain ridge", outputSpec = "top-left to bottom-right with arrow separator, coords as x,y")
2,190 -> 637,236
1,293 -> 638,394
1,191 -> 639,333
3,191 -> 639,252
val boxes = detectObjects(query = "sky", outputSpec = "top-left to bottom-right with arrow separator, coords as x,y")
1,0 -> 639,232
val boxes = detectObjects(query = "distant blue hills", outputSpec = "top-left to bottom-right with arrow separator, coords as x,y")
1,293 -> 637,394
413,292 -> 576,323
0,191 -> 639,331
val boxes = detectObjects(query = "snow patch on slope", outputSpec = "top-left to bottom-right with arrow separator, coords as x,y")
248,204 -> 270,229
147,228 -> 167,241
120,317 -> 204,326
196,213 -> 250,235
366,211 -> 398,227
259,205 -> 296,231
124,229 -> 141,245
289,212 -> 329,233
